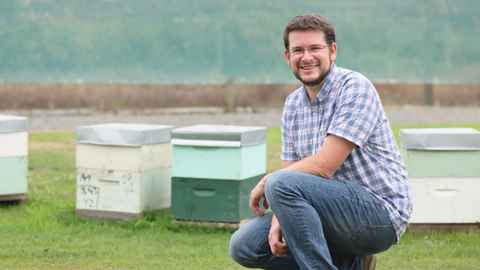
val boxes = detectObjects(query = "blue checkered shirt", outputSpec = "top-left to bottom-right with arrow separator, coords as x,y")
281,64 -> 412,240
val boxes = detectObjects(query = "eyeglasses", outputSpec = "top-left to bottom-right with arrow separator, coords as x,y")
289,44 -> 329,56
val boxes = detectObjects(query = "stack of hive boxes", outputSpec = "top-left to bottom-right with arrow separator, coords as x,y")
171,125 -> 266,223
75,123 -> 173,219
0,115 -> 28,202
400,128 -> 480,224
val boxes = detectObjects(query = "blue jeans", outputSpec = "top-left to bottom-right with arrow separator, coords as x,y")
229,171 -> 396,270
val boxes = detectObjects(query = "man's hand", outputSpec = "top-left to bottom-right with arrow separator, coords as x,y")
268,214 -> 288,256
249,173 -> 271,216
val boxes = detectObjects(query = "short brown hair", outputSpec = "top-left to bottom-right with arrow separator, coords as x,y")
283,15 -> 336,49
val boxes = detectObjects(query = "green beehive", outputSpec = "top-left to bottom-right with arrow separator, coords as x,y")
171,174 -> 263,222
172,125 -> 267,180
171,125 -> 267,222
400,128 -> 480,177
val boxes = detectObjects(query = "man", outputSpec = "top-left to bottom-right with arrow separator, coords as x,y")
229,15 -> 411,270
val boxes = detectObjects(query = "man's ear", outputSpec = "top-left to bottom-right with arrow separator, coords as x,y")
329,42 -> 337,62
284,49 -> 290,65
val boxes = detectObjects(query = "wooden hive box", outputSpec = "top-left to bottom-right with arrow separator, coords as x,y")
75,123 -> 173,219
0,115 -> 28,202
400,128 -> 480,224
171,125 -> 266,222
172,125 -> 266,180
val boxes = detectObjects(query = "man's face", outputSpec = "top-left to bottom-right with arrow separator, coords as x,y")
284,30 -> 337,87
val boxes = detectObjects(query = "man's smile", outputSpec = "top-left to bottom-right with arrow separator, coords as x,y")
299,63 -> 320,70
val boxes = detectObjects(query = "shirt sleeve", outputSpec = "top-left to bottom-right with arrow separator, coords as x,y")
281,105 -> 299,161
327,76 -> 381,148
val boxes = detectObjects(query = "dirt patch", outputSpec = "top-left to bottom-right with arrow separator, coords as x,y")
2,82 -> 480,111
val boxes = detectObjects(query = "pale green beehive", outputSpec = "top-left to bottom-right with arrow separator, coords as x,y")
400,128 -> 480,177
172,125 -> 267,180
0,115 -> 28,200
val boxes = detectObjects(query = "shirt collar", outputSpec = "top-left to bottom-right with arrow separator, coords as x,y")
301,64 -> 337,106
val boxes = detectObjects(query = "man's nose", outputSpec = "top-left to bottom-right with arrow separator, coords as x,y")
301,49 -> 314,60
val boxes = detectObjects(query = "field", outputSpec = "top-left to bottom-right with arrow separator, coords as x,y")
1,125 -> 480,270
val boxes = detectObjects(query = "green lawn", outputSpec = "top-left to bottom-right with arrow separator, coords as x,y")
1,125 -> 480,270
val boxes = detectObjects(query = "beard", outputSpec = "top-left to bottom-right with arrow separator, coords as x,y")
292,69 -> 330,87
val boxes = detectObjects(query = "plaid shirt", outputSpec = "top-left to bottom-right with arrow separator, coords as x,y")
281,64 -> 412,240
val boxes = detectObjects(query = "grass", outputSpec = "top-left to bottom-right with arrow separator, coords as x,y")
1,125 -> 480,269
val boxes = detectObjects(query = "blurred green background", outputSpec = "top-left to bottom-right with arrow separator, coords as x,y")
1,0 -> 479,84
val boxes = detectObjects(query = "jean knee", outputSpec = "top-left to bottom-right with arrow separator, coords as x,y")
265,171 -> 299,203
228,215 -> 272,268
229,229 -> 244,263
229,227 -> 260,267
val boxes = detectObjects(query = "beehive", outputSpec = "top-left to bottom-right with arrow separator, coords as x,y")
171,125 -> 266,222
75,123 -> 173,219
172,125 -> 266,179
400,128 -> 480,224
0,115 -> 28,202
171,174 -> 263,222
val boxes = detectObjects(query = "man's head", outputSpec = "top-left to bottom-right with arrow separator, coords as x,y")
283,15 -> 336,50
283,15 -> 337,88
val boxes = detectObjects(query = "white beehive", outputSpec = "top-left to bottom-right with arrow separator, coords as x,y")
409,177 -> 480,223
75,123 -> 173,219
0,115 -> 28,202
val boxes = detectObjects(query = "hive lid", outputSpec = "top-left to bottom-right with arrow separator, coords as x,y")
400,128 -> 480,150
172,125 -> 266,147
76,123 -> 173,146
0,115 -> 28,133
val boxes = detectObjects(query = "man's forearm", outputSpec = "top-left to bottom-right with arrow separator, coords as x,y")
282,153 -> 334,178
281,157 -> 331,180
283,156 -> 333,178
282,135 -> 356,178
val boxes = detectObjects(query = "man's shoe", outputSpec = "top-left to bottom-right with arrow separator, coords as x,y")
363,255 -> 376,270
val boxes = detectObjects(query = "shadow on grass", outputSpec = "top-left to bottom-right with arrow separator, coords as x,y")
53,207 -> 235,235
0,200 -> 26,208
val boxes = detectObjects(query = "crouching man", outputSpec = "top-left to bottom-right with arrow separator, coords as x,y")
229,14 -> 412,270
